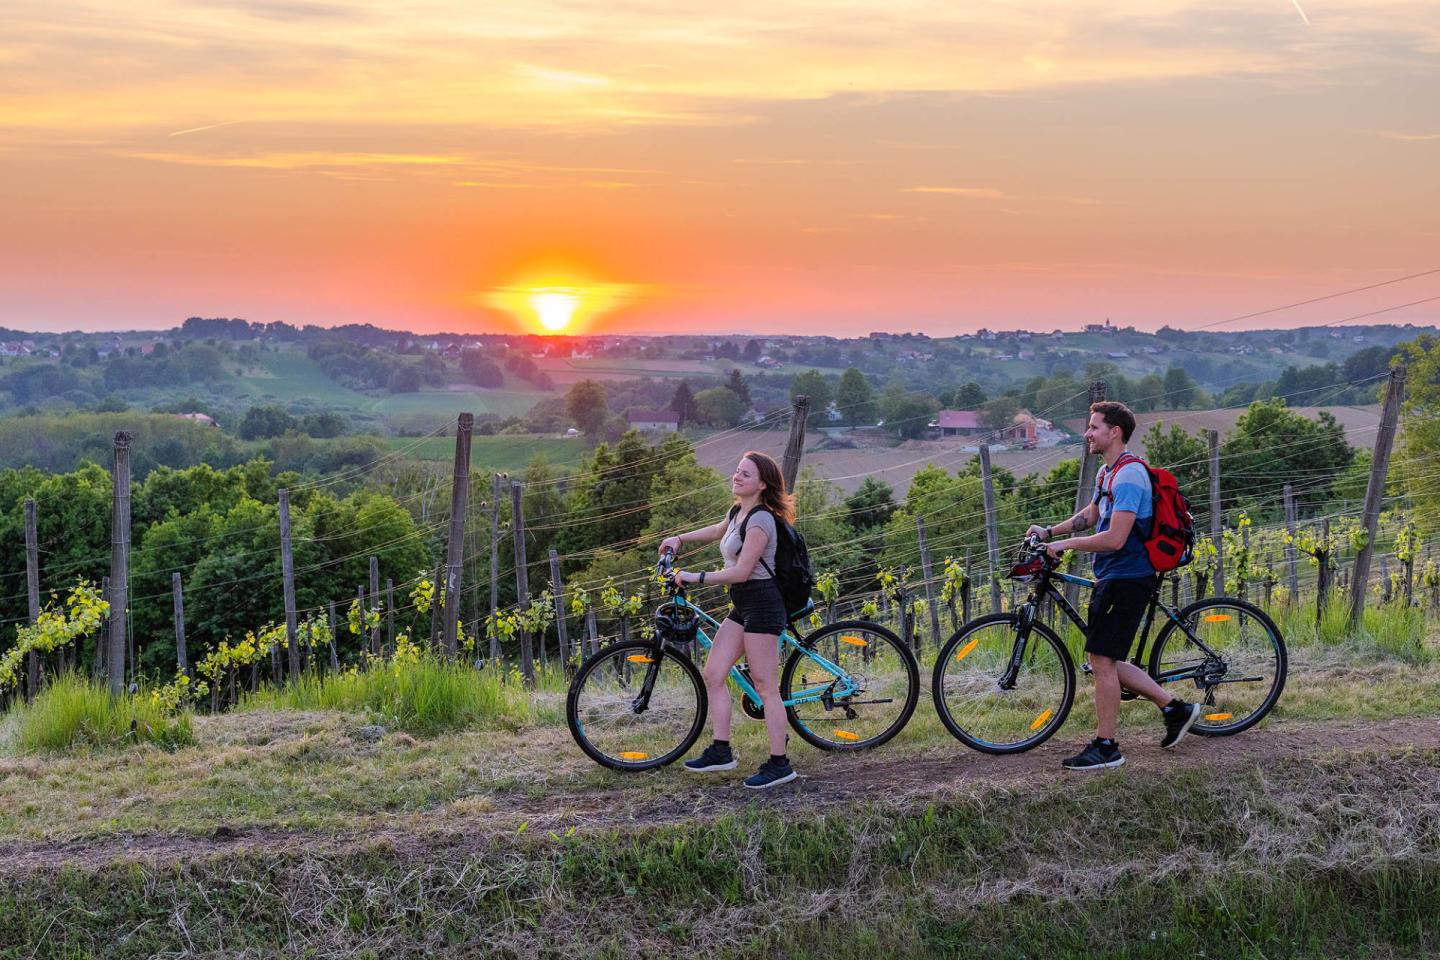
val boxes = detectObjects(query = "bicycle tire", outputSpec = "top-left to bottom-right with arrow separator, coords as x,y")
567,639 -> 707,771
781,620 -> 920,751
932,613 -> 1076,755
1148,596 -> 1287,737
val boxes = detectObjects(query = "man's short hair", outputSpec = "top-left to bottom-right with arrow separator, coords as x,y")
1090,401 -> 1137,442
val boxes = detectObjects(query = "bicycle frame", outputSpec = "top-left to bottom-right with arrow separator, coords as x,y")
1018,563 -> 1233,689
662,590 -> 859,710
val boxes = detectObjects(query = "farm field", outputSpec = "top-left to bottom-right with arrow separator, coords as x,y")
234,349 -> 548,424
389,434 -> 589,474
1,641 -> 1437,958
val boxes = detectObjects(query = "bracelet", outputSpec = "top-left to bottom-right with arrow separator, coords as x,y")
1044,525 -> 1053,539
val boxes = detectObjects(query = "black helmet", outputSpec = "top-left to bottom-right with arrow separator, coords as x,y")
654,601 -> 699,646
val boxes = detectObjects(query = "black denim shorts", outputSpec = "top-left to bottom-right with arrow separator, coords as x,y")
1085,575 -> 1158,660
724,579 -> 786,636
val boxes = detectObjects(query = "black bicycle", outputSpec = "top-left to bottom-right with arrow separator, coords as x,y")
932,536 -> 1287,754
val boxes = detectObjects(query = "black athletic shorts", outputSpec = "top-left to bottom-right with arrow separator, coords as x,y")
1085,575 -> 1158,660
725,579 -> 786,636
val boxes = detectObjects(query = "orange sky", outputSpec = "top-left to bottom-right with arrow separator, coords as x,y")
2,1 -> 1438,335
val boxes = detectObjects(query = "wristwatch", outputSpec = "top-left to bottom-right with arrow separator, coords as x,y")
699,571 -> 707,585
1044,525 -> 1052,539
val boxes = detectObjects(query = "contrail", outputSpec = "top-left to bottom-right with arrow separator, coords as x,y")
168,120 -> 248,137
1291,0 -> 1311,25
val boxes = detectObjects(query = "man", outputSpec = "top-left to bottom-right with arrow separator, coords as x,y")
1027,400 -> 1201,771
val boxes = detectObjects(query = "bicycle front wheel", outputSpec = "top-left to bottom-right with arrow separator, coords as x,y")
567,640 -> 706,771
781,620 -> 919,751
932,613 -> 1075,754
1148,597 -> 1286,737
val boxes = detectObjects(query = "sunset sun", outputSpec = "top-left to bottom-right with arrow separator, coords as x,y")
530,289 -> 580,332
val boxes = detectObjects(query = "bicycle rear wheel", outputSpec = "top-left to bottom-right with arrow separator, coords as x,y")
781,620 -> 919,751
567,640 -> 706,771
1148,597 -> 1286,736
932,613 -> 1075,754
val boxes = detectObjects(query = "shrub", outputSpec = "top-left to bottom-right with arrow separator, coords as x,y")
11,673 -> 195,753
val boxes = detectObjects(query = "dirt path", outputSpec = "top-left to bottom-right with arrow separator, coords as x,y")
2,715 -> 1435,876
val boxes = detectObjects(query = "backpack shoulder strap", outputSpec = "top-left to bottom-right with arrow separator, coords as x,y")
738,505 -> 778,579
1101,452 -> 1145,498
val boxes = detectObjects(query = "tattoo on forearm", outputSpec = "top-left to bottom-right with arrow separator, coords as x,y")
1070,513 -> 1092,533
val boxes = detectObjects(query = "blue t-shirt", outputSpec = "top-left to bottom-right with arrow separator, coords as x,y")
1092,454 -> 1154,581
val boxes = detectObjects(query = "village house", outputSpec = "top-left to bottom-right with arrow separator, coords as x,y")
626,409 -> 680,433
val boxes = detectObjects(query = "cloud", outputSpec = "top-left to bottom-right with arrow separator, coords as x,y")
905,186 -> 1011,199
117,150 -> 466,169
1378,131 -> 1440,141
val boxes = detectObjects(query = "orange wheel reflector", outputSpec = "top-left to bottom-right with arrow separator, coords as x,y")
833,730 -> 861,741
954,638 -> 981,662
626,655 -> 654,663
619,751 -> 650,760
1029,708 -> 1054,731
1204,712 -> 1233,722
841,635 -> 868,647
1202,614 -> 1233,623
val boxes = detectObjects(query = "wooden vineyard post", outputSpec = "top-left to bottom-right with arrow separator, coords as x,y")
279,488 -> 301,681
108,432 -> 132,696
511,478 -> 533,685
916,515 -> 941,652
386,578 -> 395,657
429,563 -> 443,651
1066,380 -> 1105,610
488,473 -> 504,662
1316,518 -> 1331,628
172,572 -> 189,678
24,498 -> 41,699
327,600 -> 339,672
1208,430 -> 1223,598
1284,484 -> 1299,603
1350,366 -> 1406,628
95,576 -> 109,680
443,412 -> 474,658
962,551 -> 973,623
979,444 -> 1002,614
781,395 -> 809,494
369,555 -> 381,657
550,549 -> 572,673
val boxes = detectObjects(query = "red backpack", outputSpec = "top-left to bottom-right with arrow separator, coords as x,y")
1097,453 -> 1195,572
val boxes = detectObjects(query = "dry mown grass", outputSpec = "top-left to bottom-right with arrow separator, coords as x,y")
1,747 -> 1437,959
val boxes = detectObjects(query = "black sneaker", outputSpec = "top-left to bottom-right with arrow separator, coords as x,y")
1061,738 -> 1125,771
1161,701 -> 1201,750
683,742 -> 736,773
743,757 -> 797,790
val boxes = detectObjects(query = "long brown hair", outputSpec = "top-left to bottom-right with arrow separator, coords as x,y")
739,450 -> 795,524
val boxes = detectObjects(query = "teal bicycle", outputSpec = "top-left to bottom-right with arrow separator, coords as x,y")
567,551 -> 920,771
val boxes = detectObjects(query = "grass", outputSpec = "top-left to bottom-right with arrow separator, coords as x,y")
5,672 -> 194,754
242,656 -> 568,737
0,750 -> 1436,958
390,433 -> 590,472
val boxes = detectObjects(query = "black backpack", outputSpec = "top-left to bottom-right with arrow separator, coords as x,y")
730,504 -> 815,616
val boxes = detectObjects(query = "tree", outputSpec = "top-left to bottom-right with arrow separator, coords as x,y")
694,386 -> 746,427
386,365 -> 421,393
879,385 -> 940,439
669,380 -> 697,427
1162,365 -> 1199,409
980,396 -> 1020,432
460,349 -> 504,387
1220,399 -> 1354,515
835,367 -> 877,425
725,369 -> 751,406
566,379 -> 609,438
1141,422 -> 1208,496
1399,335 -> 1440,533
950,382 -> 987,409
789,370 -> 833,426
743,339 -> 763,362
239,404 -> 297,440
844,477 -> 895,530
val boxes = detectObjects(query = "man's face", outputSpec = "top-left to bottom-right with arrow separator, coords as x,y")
1084,413 -> 1121,454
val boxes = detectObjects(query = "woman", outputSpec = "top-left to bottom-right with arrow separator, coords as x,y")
659,450 -> 797,789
